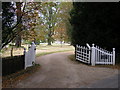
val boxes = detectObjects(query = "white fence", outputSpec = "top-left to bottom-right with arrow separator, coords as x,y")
24,42 -> 36,69
76,44 -> 91,64
76,43 -> 115,66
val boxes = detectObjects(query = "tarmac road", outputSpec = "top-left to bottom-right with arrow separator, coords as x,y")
85,74 -> 119,88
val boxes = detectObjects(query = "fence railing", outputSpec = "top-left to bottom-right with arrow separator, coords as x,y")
91,44 -> 115,66
76,45 -> 91,64
76,43 -> 115,66
2,55 -> 24,76
2,42 -> 36,76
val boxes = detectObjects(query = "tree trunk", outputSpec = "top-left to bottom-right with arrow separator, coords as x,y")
60,40 -> 62,47
15,35 -> 21,47
48,37 -> 52,45
11,46 -> 13,57
47,6 -> 52,46
15,2 -> 22,47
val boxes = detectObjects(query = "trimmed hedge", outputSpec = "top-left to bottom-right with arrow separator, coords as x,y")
2,55 -> 25,76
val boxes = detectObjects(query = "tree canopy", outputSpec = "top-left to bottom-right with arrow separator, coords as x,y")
2,2 -> 26,48
2,2 -> 16,48
70,2 -> 120,54
2,2 -> 72,48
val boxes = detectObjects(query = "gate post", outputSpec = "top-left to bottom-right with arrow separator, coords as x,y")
113,48 -> 115,65
86,43 -> 91,64
75,45 -> 77,60
24,48 -> 27,69
91,44 -> 95,66
24,48 -> 26,55
31,42 -> 36,63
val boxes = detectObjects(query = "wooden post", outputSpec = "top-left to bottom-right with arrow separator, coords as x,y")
24,48 -> 26,69
76,45 -> 78,60
32,42 -> 36,63
88,48 -> 91,64
28,45 -> 31,49
91,44 -> 95,66
24,48 -> 26,55
10,46 -> 13,57
113,48 -> 115,65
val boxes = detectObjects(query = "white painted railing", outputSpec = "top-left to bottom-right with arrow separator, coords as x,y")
91,44 -> 115,66
76,44 -> 91,64
76,43 -> 115,66
24,42 -> 36,69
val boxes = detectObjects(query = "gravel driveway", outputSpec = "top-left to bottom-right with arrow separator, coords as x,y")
15,51 -> 118,88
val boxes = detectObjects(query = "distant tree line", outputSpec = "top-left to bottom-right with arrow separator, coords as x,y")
2,2 -> 72,49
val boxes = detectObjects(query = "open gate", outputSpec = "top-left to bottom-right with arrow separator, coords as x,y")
76,44 -> 91,64
76,43 -> 115,66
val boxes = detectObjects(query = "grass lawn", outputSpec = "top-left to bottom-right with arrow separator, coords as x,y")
1,43 -> 74,58
36,43 -> 74,57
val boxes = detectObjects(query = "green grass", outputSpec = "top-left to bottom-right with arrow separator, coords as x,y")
36,49 -> 73,57
35,43 -> 74,57
2,43 -> 74,58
